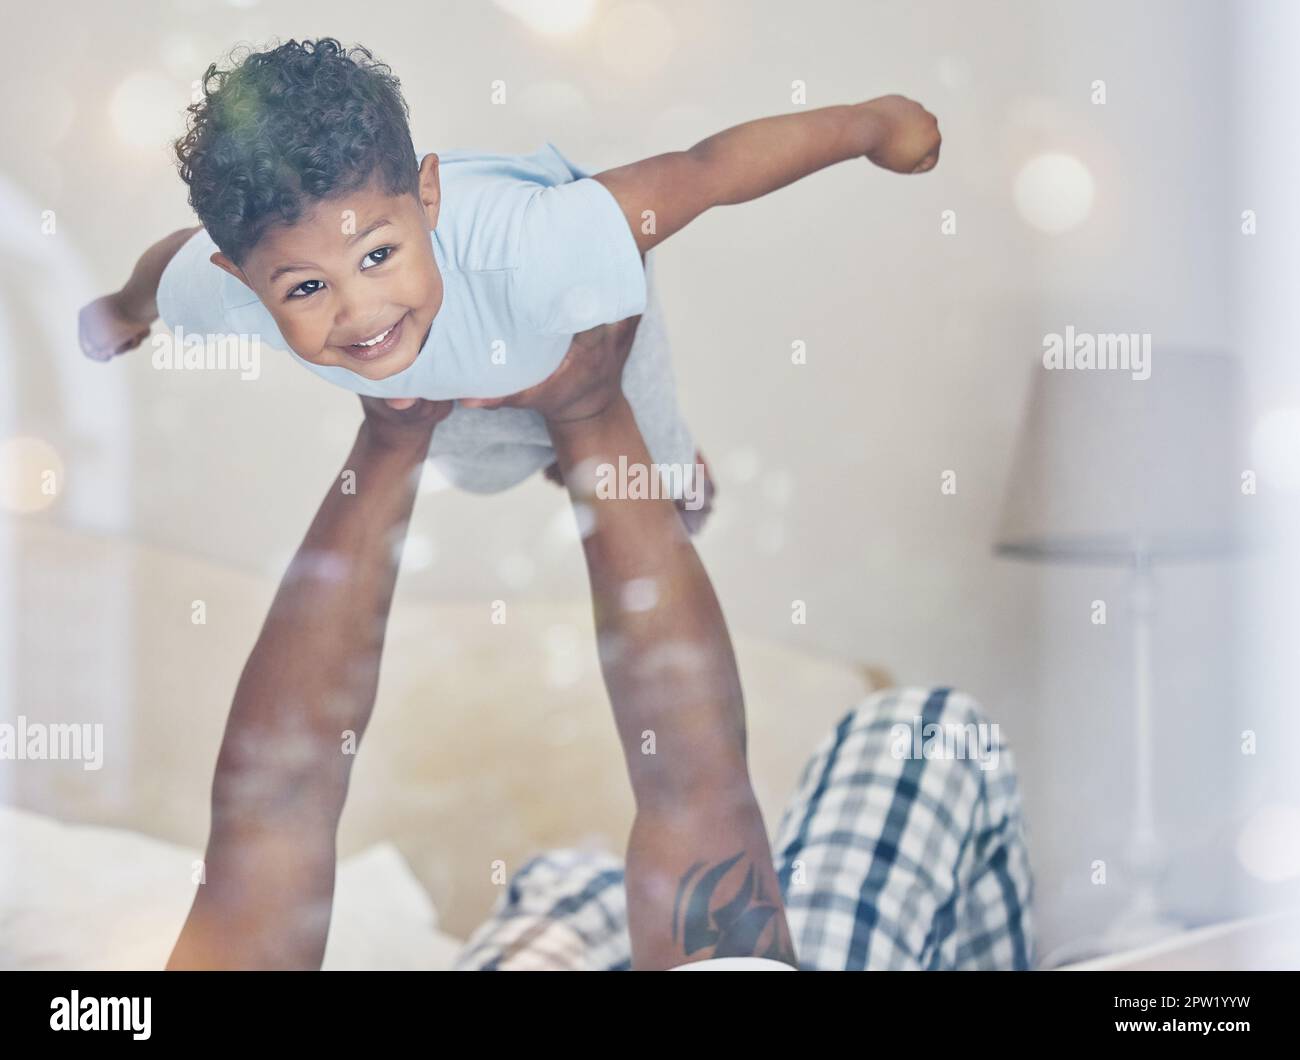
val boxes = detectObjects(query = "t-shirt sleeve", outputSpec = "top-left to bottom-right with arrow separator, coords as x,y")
155,226 -> 243,337
511,176 -> 647,336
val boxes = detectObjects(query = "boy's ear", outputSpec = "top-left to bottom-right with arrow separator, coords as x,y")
418,153 -> 441,228
210,252 -> 252,291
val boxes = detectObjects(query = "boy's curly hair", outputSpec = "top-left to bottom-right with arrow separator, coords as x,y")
174,38 -> 420,264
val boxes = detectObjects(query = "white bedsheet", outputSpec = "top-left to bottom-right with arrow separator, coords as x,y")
0,804 -> 465,970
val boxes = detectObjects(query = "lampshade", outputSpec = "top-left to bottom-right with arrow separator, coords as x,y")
994,348 -> 1244,564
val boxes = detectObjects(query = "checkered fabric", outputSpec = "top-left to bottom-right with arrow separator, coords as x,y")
454,686 -> 1035,970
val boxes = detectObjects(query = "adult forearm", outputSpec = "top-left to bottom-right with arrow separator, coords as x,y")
212,423 -> 426,801
548,398 -> 748,806
548,397 -> 796,969
168,423 -> 428,970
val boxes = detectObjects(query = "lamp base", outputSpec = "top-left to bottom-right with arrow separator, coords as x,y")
1102,886 -> 1184,953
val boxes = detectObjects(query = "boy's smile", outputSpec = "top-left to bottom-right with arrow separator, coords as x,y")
340,313 -> 407,361
210,153 -> 444,382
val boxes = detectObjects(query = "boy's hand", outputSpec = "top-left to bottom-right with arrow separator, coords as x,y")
78,291 -> 155,362
859,95 -> 941,175
358,395 -> 452,453
459,316 -> 641,426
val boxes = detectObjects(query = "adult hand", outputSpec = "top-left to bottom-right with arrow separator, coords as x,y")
459,315 -> 641,425
358,395 -> 452,453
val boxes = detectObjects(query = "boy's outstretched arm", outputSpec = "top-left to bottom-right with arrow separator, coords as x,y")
593,95 -> 940,254
167,397 -> 449,970
468,321 -> 798,970
79,225 -> 200,361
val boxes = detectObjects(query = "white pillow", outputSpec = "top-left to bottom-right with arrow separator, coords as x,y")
0,805 -> 465,970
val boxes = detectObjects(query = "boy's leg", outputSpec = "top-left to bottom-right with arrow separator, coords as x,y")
771,686 -> 1035,970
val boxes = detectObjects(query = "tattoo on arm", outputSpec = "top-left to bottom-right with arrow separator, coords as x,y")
671,852 -> 798,966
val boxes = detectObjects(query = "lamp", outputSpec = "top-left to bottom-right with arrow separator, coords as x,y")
994,347 -> 1245,953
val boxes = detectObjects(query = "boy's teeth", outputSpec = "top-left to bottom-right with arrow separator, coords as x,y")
354,325 -> 392,347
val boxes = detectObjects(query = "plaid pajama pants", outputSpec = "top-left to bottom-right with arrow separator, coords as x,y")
454,686 -> 1036,970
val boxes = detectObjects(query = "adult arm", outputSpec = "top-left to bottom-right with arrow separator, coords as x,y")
166,398 -> 449,970
471,321 -> 798,969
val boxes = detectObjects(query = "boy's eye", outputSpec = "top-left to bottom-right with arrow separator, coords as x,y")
284,246 -> 396,299
362,245 -> 396,269
288,279 -> 323,300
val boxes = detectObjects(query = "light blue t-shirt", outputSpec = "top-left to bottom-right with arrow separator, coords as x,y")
158,142 -> 647,401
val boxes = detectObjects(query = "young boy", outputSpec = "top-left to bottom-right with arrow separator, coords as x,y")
78,38 -> 940,509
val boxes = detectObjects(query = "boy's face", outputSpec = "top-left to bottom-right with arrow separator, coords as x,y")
211,153 -> 443,382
